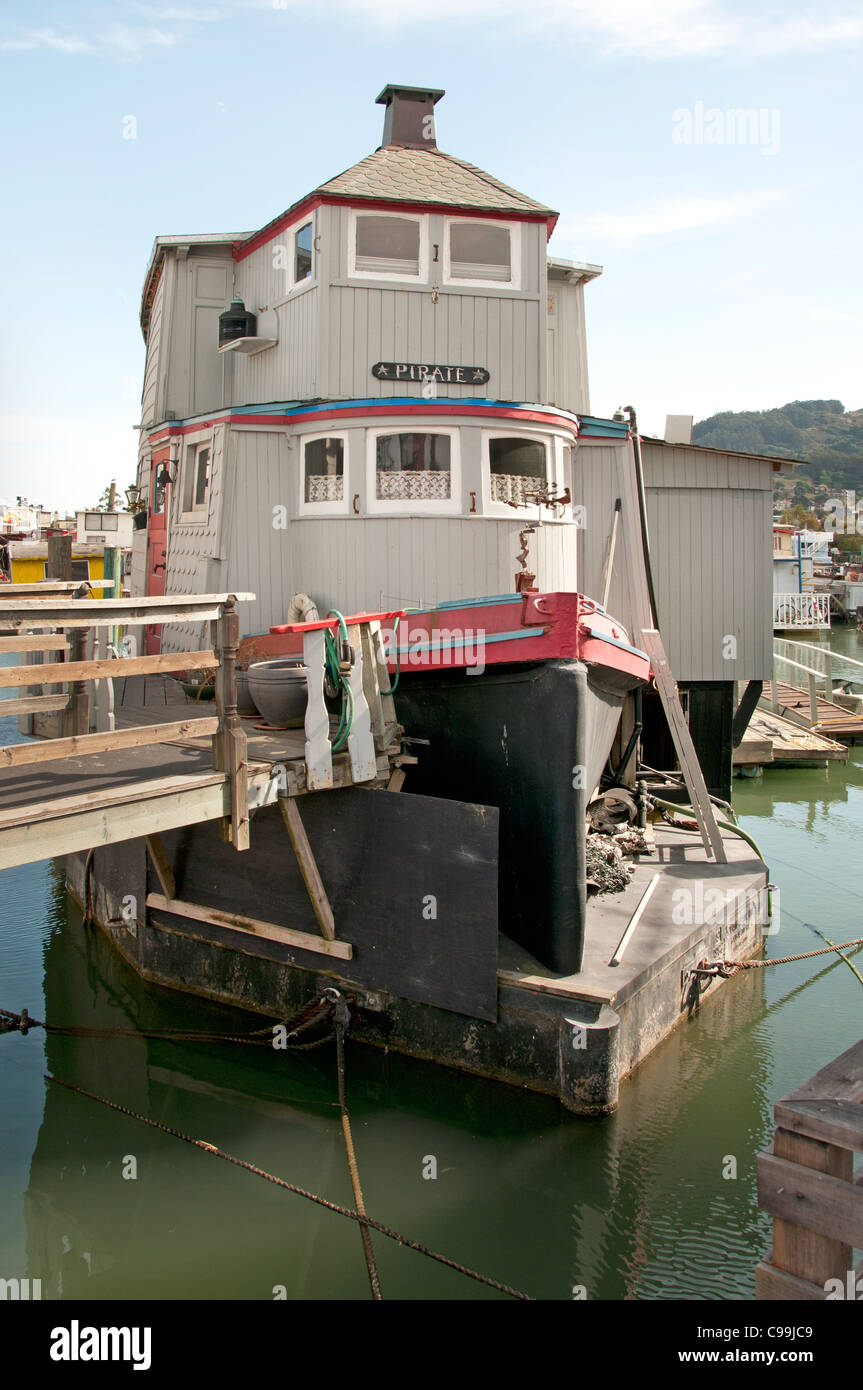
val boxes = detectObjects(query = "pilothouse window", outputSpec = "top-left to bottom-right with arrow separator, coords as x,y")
376,433 -> 451,500
488,437 -> 547,506
354,214 -> 421,277
449,222 -> 511,282
304,437 -> 344,504
295,221 -> 313,282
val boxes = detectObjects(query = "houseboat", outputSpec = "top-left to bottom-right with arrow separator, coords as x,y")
59,85 -> 781,1111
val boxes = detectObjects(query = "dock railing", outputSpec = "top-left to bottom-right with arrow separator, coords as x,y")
772,592 -> 831,630
0,591 -> 254,850
756,1039 -> 863,1299
775,636 -> 863,693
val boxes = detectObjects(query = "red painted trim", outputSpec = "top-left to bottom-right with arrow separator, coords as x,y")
149,403 -> 580,442
233,192 -> 555,261
233,196 -> 324,261
276,404 -> 579,433
149,413 -> 231,443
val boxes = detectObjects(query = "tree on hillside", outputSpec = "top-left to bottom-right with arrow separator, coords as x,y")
779,504 -> 822,530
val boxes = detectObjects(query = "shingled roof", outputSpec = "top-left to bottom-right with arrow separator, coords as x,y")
316,143 -> 557,218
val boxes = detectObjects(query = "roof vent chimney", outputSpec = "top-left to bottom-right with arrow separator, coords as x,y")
376,84 -> 445,150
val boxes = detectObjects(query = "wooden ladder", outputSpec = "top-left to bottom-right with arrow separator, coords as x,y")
639,628 -> 727,863
612,437 -> 727,864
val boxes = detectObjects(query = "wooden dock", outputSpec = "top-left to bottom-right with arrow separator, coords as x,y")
733,707 -> 847,770
0,590 -> 406,957
756,1039 -> 863,1299
760,681 -> 863,741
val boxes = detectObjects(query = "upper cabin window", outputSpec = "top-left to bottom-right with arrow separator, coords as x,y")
182,441 -> 211,515
304,436 -> 344,505
294,221 -> 313,283
351,212 -> 424,279
488,436 -> 548,506
375,433 -> 451,501
444,218 -> 520,289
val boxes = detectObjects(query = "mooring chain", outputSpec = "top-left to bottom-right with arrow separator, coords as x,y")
326,987 -> 382,1300
0,996 -> 335,1047
44,1072 -> 532,1301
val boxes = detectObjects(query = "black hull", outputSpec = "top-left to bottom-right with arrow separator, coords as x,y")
395,658 -> 633,974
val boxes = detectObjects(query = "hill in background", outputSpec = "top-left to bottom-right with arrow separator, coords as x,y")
692,400 -> 863,501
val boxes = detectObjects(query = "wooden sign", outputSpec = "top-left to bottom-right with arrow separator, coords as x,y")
372,362 -> 490,385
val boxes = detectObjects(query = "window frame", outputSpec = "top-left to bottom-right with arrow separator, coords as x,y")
442,217 -> 521,291
481,428 -> 570,519
365,425 -> 461,516
178,435 -> 213,523
297,430 -> 350,517
348,209 -> 428,283
285,217 -> 315,295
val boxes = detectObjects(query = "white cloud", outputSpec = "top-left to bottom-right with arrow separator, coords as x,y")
2,0 -> 861,59
552,187 -> 791,254
0,22 -> 179,58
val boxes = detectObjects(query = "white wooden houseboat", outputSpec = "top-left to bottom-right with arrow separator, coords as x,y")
59,85 -> 778,1112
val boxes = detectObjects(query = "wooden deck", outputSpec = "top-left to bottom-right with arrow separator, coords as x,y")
0,675 -> 395,870
760,681 -> 863,741
734,707 -> 847,769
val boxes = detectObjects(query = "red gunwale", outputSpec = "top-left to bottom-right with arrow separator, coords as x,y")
238,592 -> 650,683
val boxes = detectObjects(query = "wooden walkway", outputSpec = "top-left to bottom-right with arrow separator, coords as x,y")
760,681 -> 863,741
0,596 -> 403,890
734,707 -> 847,769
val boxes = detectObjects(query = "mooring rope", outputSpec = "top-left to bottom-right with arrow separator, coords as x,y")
43,1072 -> 532,1300
706,937 -> 863,978
330,990 -> 382,1299
0,996 -> 335,1047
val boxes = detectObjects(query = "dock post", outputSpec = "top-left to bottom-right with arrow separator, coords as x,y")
808,672 -> 819,725
68,622 -> 90,737
212,596 -> 249,850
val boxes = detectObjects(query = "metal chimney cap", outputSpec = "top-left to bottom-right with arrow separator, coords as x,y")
375,84 -> 445,106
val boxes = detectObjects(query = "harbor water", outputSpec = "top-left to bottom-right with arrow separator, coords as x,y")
1,632 -> 861,1301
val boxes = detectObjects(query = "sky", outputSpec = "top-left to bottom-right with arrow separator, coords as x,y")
0,0 -> 860,511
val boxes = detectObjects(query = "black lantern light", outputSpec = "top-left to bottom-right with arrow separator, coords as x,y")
218,297 -> 257,347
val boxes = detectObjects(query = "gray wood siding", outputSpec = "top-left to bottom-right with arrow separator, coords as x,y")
321,203 -> 545,402
223,428 -> 577,635
161,250 -> 232,423
161,423 -> 228,652
140,272 -> 165,428
574,440 -> 773,682
546,280 -> 590,413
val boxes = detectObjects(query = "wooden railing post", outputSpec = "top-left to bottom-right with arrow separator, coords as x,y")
68,625 -> 90,736
212,595 -> 249,850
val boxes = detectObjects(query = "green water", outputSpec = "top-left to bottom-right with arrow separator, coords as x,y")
1,634 -> 861,1301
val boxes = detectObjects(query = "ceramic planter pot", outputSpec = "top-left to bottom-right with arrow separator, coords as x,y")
247,658 -> 308,727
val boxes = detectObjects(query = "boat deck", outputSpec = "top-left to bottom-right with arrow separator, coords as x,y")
499,821 -> 765,1010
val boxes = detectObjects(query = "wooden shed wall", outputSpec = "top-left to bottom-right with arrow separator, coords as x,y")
574,439 -> 773,682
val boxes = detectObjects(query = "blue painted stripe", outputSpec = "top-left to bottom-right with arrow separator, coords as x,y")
395,626 -> 546,656
417,592 -> 521,612
582,625 -> 648,661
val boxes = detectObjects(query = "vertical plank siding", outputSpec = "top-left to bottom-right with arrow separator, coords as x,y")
575,440 -> 773,681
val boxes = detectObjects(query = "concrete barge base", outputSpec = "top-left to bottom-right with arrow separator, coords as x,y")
67,815 -> 767,1116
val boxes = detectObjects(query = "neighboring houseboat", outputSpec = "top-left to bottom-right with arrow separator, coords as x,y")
56,85 -> 791,1110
